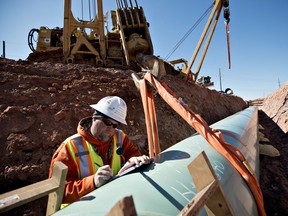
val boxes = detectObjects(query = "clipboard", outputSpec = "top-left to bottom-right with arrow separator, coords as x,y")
112,160 -> 154,180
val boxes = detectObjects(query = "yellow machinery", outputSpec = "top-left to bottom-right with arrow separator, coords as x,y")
28,0 -> 154,67
28,27 -> 63,52
62,0 -> 153,65
168,0 -> 231,82
28,0 -> 231,83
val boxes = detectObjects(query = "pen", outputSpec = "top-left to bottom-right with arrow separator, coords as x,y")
94,162 -> 102,167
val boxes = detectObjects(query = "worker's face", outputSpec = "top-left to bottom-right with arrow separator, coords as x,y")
90,118 -> 118,142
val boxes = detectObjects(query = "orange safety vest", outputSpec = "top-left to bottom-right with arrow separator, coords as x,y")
66,129 -> 124,177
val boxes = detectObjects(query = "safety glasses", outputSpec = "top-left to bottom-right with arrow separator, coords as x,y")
101,118 -> 118,128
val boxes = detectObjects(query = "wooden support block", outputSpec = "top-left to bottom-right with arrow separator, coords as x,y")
178,151 -> 234,216
180,180 -> 218,216
106,195 -> 137,216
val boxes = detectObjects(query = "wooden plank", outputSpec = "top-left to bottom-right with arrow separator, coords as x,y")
0,179 -> 58,213
179,151 -> 234,216
0,162 -> 67,214
106,195 -> 137,216
179,180 -> 218,216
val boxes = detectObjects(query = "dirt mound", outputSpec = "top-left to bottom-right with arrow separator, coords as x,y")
0,57 -> 286,215
261,83 -> 288,133
258,83 -> 288,215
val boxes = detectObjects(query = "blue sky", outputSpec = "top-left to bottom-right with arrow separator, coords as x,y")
0,0 -> 287,100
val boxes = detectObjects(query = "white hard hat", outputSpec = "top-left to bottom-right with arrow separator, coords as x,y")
90,96 -> 127,125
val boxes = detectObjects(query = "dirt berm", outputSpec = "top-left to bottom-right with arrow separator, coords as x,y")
0,58 -> 287,215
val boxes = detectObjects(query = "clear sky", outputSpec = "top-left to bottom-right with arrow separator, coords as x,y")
0,0 -> 287,100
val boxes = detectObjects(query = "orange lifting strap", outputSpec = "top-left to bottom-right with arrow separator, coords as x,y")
139,72 -> 266,216
139,78 -> 161,157
225,21 -> 231,69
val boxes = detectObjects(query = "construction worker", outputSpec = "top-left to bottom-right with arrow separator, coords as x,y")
49,96 -> 150,204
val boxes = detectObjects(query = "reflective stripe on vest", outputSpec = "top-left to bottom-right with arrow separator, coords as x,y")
66,130 -> 124,179
73,136 -> 90,178
112,129 -> 122,174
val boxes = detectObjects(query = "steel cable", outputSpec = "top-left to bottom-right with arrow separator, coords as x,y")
165,4 -> 213,60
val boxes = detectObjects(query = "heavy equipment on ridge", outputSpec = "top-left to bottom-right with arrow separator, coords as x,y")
28,0 -> 231,83
28,0 -> 159,68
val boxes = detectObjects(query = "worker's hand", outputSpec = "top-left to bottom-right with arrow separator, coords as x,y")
118,155 -> 150,174
94,165 -> 113,188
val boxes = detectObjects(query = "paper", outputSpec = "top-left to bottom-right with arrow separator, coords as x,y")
112,163 -> 143,180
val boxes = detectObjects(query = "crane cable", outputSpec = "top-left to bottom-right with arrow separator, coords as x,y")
165,4 -> 214,60
88,0 -> 91,20
165,2 -> 232,70
116,0 -> 137,9
92,0 -> 96,18
81,0 -> 84,21
80,0 -> 96,21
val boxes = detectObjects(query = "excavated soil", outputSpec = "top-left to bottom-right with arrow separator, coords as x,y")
0,58 -> 287,215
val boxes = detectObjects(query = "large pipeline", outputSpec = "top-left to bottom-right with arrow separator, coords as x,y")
53,106 -> 260,215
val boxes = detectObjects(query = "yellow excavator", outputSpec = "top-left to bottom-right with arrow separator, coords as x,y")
27,0 -> 231,83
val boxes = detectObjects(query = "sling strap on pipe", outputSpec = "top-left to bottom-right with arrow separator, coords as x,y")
138,72 -> 266,216
138,78 -> 160,158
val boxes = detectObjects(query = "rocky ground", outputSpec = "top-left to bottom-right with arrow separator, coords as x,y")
0,58 -> 287,215
257,83 -> 288,216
